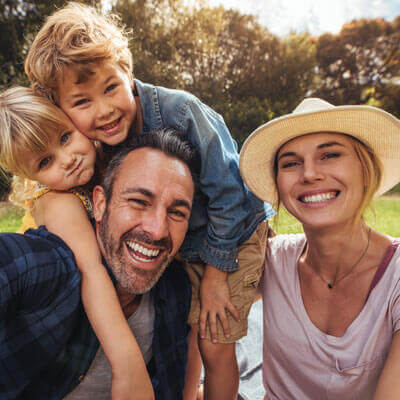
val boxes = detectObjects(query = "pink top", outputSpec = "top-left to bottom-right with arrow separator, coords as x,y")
261,234 -> 400,400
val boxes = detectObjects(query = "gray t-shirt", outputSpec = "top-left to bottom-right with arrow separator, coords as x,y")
65,292 -> 154,399
261,234 -> 400,400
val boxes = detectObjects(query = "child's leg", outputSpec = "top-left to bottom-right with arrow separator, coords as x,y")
184,325 -> 203,400
185,221 -> 268,400
199,340 -> 238,400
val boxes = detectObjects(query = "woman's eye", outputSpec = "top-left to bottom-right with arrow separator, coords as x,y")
323,152 -> 340,160
39,156 -> 51,170
60,132 -> 71,145
280,161 -> 299,169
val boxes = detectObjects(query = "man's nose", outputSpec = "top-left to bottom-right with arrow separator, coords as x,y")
141,208 -> 169,241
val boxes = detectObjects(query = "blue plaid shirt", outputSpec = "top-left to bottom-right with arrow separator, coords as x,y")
0,226 -> 191,399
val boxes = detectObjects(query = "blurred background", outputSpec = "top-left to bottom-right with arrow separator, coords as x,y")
0,0 -> 399,200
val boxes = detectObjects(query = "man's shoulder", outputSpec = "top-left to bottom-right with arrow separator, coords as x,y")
0,226 -> 74,254
0,227 -> 79,289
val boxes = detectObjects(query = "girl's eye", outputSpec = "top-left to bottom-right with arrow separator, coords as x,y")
61,132 -> 71,145
106,83 -> 118,93
39,156 -> 51,170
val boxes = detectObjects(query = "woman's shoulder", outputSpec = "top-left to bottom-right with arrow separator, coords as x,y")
268,233 -> 306,253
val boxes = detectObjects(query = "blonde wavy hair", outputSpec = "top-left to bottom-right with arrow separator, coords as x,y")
8,176 -> 38,209
0,86 -> 74,207
25,2 -> 133,103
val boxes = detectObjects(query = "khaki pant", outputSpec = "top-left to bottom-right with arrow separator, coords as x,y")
185,221 -> 269,343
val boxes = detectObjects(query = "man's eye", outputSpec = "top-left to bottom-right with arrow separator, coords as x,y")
169,209 -> 187,220
60,132 -> 71,145
39,156 -> 51,170
129,198 -> 147,206
106,84 -> 118,93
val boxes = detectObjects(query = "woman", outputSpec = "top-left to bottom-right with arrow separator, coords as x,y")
239,98 -> 400,400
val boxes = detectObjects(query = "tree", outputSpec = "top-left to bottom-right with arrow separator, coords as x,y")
0,0 -> 95,89
314,17 -> 400,106
113,0 -> 188,88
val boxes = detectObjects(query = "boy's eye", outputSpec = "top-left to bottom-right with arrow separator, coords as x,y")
105,83 -> 118,93
73,99 -> 88,107
60,132 -> 71,145
39,156 -> 51,170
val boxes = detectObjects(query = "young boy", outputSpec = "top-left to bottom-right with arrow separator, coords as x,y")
25,3 -> 274,399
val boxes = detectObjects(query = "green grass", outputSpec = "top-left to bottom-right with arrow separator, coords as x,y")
1,196 -> 400,236
270,195 -> 400,237
0,202 -> 25,233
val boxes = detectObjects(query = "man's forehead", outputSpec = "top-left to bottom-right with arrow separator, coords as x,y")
115,148 -> 194,194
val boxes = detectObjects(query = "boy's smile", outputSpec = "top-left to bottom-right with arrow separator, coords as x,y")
57,62 -> 137,146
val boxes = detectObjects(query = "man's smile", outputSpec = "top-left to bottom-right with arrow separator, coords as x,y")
125,240 -> 163,263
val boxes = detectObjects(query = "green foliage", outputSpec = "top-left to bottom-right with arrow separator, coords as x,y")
273,196 -> 400,237
0,202 -> 24,232
0,0 -> 398,198
218,97 -> 274,147
0,0 -> 95,89
313,17 -> 400,107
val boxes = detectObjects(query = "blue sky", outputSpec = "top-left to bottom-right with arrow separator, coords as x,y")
208,0 -> 400,36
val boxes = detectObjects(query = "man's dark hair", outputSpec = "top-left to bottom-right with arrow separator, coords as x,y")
101,128 -> 199,202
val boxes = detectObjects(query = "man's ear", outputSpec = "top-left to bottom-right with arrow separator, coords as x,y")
92,185 -> 107,222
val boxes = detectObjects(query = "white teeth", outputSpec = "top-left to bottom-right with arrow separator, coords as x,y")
126,241 -> 160,258
302,191 -> 337,203
101,119 -> 119,130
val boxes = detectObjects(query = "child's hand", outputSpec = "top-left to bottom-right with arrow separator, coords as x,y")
199,264 -> 240,343
111,364 -> 155,400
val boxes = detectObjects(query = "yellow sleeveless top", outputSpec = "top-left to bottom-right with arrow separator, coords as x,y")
18,182 -> 93,233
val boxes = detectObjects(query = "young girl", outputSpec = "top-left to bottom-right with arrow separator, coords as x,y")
0,86 -> 154,400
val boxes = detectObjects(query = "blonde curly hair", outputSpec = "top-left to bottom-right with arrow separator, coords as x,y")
25,2 -> 133,103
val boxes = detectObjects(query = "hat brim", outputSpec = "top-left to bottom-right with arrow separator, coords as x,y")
239,106 -> 400,205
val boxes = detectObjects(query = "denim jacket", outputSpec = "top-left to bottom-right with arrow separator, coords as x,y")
135,79 -> 274,272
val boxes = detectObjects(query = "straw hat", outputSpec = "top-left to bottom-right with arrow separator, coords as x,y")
239,98 -> 400,205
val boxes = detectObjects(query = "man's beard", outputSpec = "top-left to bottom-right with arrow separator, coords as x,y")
98,210 -> 172,295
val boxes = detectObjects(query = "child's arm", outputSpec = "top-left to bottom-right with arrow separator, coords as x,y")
33,191 -> 154,400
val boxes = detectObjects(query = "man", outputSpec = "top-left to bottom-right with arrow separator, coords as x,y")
0,129 -> 196,399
